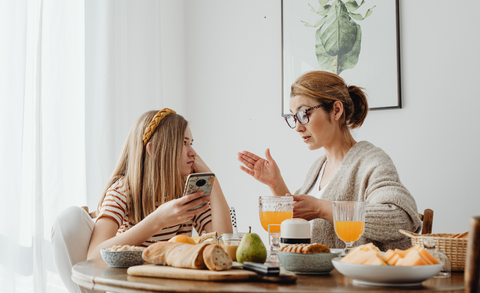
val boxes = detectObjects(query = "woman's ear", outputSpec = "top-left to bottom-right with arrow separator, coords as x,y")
332,101 -> 344,121
146,142 -> 152,157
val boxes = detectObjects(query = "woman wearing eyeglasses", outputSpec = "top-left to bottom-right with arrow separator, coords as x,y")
238,71 -> 421,251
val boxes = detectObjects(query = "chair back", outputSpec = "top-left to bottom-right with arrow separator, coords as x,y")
465,216 -> 480,293
418,208 -> 434,235
51,206 -> 96,293
81,206 -> 98,219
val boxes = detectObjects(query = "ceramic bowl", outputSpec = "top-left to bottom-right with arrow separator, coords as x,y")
100,249 -> 145,268
276,249 -> 342,275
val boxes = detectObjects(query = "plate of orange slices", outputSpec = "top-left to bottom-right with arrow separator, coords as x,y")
332,243 -> 443,286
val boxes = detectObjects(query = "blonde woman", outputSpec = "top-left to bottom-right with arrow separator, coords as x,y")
84,109 -> 232,259
238,71 -> 421,251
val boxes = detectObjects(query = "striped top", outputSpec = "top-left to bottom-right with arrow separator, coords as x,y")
96,177 -> 212,247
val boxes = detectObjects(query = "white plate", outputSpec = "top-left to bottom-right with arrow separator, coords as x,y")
332,257 -> 443,287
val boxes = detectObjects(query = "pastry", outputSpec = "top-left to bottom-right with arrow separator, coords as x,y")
279,243 -> 330,253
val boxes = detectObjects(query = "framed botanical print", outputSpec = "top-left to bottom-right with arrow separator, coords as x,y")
282,0 -> 401,115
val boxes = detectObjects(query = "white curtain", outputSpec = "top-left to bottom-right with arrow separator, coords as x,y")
0,0 -> 173,292
0,0 -> 86,292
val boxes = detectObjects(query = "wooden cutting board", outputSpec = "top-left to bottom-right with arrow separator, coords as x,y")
127,264 -> 297,283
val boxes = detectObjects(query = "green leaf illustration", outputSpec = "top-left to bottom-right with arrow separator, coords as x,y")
303,17 -> 327,28
306,0 -> 375,75
317,1 -> 358,56
315,22 -> 362,74
345,0 -> 365,12
309,3 -> 331,16
349,6 -> 375,21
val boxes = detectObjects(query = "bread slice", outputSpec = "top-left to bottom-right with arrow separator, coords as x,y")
203,244 -> 232,271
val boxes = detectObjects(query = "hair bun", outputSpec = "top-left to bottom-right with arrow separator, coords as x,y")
346,85 -> 368,129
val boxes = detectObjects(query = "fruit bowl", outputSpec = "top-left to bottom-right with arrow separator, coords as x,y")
277,249 -> 342,274
100,248 -> 145,268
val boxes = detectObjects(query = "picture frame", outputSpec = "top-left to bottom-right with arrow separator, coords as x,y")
281,0 -> 401,116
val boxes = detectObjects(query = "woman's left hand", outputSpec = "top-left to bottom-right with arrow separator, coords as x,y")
291,194 -> 332,222
192,154 -> 212,173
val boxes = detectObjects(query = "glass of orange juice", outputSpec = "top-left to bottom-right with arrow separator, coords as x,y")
259,196 -> 293,263
332,201 -> 366,256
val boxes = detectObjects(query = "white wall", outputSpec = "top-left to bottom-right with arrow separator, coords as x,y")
85,0 -> 480,246
182,0 -> 480,244
85,1 -> 187,208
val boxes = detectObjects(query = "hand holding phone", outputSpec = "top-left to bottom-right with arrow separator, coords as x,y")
183,172 -> 215,211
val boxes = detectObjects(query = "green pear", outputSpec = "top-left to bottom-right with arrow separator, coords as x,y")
236,226 -> 267,264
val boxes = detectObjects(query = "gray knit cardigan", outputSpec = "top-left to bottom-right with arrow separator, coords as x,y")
295,141 -> 422,251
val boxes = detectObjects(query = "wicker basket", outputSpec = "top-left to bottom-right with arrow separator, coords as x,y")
399,229 -> 467,271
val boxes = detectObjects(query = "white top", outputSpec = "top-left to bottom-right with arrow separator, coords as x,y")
306,160 -> 328,199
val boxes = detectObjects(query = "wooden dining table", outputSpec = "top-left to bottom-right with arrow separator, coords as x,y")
72,258 -> 465,293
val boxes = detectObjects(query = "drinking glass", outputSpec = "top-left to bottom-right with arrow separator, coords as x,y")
259,196 -> 293,263
332,201 -> 366,256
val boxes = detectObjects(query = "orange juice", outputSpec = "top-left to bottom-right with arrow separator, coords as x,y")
259,211 -> 293,232
334,221 -> 364,242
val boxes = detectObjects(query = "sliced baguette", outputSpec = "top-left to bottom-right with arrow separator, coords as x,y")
203,244 -> 232,271
166,242 -> 211,269
142,242 -> 210,269
142,242 -> 183,265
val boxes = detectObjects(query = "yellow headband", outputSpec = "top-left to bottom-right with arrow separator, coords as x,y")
142,108 -> 176,146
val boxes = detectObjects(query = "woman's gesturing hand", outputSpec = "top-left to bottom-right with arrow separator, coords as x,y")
153,192 -> 210,229
237,148 -> 281,188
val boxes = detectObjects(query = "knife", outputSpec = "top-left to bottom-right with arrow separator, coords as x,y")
242,262 -> 280,276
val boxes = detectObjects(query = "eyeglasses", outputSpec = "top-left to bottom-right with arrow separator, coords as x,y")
284,104 -> 324,129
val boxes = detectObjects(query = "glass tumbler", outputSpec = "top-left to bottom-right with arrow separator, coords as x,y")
332,201 -> 366,256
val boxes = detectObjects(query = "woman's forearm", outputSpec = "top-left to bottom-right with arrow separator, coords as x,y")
363,204 -> 420,241
269,176 -> 291,197
318,199 -> 333,222
209,179 -> 233,234
87,213 -> 166,260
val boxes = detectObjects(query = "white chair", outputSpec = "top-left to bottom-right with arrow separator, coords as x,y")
51,206 -> 99,293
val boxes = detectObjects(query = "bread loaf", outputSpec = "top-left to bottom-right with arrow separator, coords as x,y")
203,244 -> 232,271
142,242 -> 210,269
166,242 -> 210,269
142,242 -> 184,265
142,242 -> 229,271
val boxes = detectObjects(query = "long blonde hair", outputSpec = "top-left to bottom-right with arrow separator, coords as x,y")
97,110 -> 188,224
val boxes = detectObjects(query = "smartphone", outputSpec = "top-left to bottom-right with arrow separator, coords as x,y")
183,172 -> 215,211
242,262 -> 280,276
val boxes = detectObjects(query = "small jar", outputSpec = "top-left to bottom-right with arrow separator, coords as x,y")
221,233 -> 244,262
424,238 -> 451,278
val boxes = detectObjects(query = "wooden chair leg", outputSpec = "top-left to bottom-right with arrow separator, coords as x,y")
421,209 -> 434,235
465,216 -> 480,293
